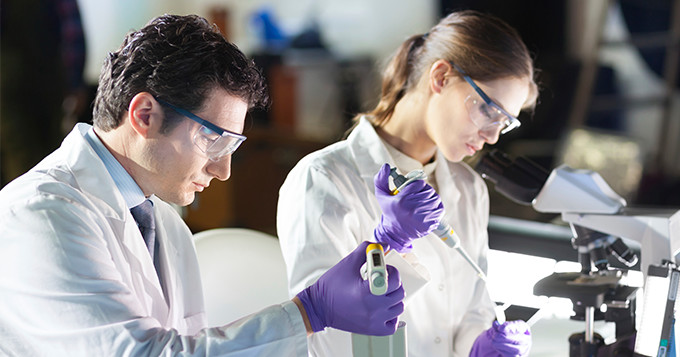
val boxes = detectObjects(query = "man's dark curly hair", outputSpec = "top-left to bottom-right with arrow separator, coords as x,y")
93,14 -> 269,133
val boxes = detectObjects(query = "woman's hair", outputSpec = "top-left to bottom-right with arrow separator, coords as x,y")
93,14 -> 269,133
358,10 -> 538,127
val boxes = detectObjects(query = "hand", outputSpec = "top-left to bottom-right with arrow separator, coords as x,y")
296,241 -> 405,335
470,320 -> 532,357
373,163 -> 444,252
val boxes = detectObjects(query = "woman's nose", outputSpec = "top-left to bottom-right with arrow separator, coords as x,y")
480,126 -> 501,145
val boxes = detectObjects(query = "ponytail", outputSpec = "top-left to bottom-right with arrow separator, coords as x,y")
347,33 -> 428,132
347,10 -> 538,135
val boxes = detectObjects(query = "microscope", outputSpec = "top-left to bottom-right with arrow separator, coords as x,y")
475,149 -> 680,357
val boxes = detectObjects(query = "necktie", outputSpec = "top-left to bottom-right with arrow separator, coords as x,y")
130,199 -> 156,261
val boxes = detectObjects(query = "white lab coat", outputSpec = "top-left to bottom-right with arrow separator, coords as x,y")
277,117 -> 495,357
0,123 -> 307,356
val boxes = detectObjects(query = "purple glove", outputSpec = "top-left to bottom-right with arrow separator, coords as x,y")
470,320 -> 532,357
296,241 -> 405,335
373,163 -> 444,252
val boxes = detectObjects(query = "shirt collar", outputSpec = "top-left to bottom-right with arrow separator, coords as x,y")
84,127 -> 146,209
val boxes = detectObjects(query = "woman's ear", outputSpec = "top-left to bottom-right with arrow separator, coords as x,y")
429,59 -> 451,94
128,92 -> 163,138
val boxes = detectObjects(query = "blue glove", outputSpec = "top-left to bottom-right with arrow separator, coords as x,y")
470,320 -> 532,357
373,163 -> 444,252
296,241 -> 405,335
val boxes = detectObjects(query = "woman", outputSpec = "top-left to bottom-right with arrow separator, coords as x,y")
277,10 -> 538,357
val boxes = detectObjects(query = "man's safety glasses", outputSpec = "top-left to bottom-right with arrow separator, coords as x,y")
157,99 -> 246,161
450,62 -> 521,135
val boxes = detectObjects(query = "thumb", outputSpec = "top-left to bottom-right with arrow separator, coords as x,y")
373,163 -> 392,194
501,320 -> 531,335
341,241 -> 372,271
385,264 -> 402,294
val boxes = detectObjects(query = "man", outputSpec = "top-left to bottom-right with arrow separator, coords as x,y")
0,14 -> 422,355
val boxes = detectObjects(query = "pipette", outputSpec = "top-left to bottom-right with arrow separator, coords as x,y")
365,243 -> 388,295
388,168 -> 487,278
388,167 -> 506,323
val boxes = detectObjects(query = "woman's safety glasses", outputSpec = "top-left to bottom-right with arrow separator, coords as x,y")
157,99 -> 246,162
450,62 -> 521,135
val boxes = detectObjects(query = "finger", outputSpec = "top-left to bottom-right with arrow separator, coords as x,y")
385,265 -> 402,294
499,320 -> 530,334
398,179 -> 427,194
343,241 -> 372,270
386,300 -> 405,316
385,284 -> 405,302
410,207 -> 444,225
404,200 -> 434,215
405,189 -> 441,205
373,319 -> 398,336
374,301 -> 404,324
400,180 -> 436,197
492,343 -> 525,355
384,317 -> 399,331
373,164 -> 392,193
407,194 -> 443,212
364,287 -> 403,312
507,319 -> 531,334
423,205 -> 445,222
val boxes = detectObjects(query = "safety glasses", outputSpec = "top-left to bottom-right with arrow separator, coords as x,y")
450,62 -> 521,135
157,99 -> 246,161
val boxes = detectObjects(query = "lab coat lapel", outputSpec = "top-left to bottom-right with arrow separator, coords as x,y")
149,197 -> 207,333
116,212 -> 170,321
65,124 -> 170,322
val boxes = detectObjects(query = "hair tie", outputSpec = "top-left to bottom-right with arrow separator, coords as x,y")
422,32 -> 430,39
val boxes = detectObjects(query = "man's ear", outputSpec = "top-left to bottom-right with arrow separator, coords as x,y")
128,92 -> 163,138
429,59 -> 451,94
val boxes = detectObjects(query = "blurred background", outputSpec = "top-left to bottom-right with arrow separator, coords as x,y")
2,0 -> 679,233
1,1 -> 679,355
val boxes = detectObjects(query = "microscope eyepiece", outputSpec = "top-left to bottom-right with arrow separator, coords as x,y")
474,149 -> 550,205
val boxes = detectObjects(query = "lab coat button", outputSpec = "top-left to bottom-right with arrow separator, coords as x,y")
438,284 -> 444,291
434,337 -> 441,343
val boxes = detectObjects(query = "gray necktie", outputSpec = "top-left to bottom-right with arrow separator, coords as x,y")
130,199 -> 156,261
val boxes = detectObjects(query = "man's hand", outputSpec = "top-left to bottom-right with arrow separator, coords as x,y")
295,241 -> 405,336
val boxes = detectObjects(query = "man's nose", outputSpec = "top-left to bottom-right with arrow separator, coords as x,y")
206,155 -> 232,181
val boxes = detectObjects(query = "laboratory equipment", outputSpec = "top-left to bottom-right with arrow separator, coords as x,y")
354,243 -> 406,357
365,243 -> 388,295
475,149 -> 680,357
374,164 -> 443,253
634,260 -> 679,357
352,321 -> 408,357
296,241 -> 405,335
388,167 -> 507,324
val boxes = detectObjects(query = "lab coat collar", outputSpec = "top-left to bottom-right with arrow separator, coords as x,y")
347,117 -> 396,189
65,123 -> 129,221
346,117 -> 461,206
